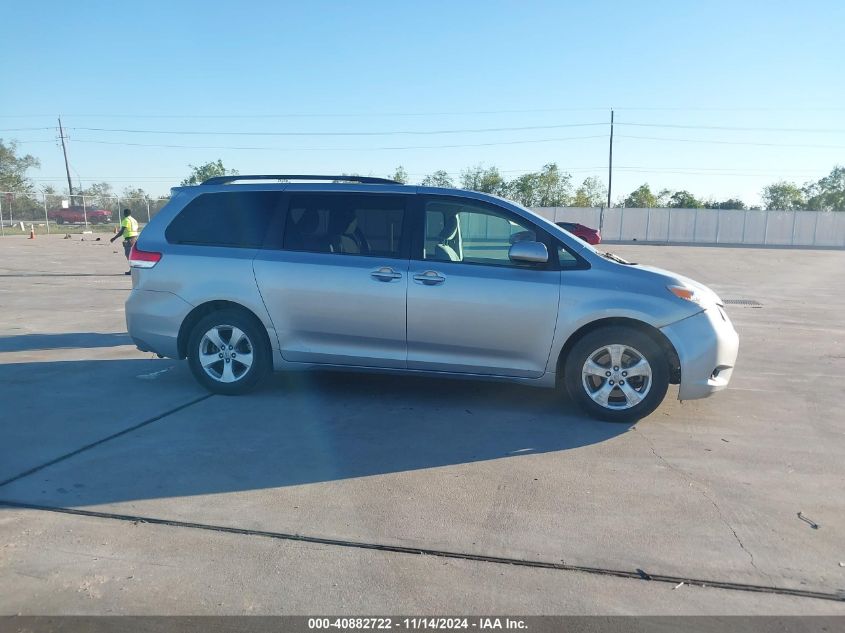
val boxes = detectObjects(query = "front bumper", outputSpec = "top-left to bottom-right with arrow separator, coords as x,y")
660,305 -> 739,400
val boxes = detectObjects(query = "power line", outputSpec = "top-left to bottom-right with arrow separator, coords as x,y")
0,108 -> 612,119
69,122 -> 607,137
38,120 -> 845,145
618,122 -> 845,133
66,121 -> 845,137
26,165 -> 826,182
616,134 -> 845,149
612,168 -> 816,178
614,106 -> 845,112
28,168 -> 605,179
15,133 -> 845,150
10,120 -> 845,141
3,105 -> 845,119
29,177 -> 183,181
70,134 -> 608,151
615,165 -> 824,172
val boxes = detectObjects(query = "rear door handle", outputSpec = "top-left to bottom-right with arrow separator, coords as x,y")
371,266 -> 403,282
413,270 -> 446,285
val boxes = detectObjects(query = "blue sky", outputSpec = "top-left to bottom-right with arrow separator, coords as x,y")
1,0 -> 843,204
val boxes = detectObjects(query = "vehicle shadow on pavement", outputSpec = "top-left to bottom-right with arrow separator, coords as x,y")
0,358 -> 629,506
0,332 -> 132,352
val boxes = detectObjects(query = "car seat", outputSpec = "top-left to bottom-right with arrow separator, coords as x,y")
434,213 -> 461,262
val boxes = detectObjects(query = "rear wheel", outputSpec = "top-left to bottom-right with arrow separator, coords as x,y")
564,326 -> 669,423
187,309 -> 270,395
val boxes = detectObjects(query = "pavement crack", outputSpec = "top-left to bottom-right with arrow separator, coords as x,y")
1,500 -> 842,604
635,428 -> 775,584
696,486 -> 775,584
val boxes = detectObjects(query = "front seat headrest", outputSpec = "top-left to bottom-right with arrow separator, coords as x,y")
328,209 -> 357,235
297,208 -> 320,234
439,213 -> 459,242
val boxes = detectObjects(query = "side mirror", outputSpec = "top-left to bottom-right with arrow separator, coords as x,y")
508,241 -> 548,264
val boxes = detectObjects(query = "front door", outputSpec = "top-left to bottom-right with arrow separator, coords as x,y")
407,196 -> 561,378
253,192 -> 410,368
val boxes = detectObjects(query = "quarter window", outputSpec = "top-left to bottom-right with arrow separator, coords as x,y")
165,192 -> 281,248
558,245 -> 581,269
282,195 -> 405,257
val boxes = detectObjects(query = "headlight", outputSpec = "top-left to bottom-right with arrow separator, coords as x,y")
667,285 -> 704,306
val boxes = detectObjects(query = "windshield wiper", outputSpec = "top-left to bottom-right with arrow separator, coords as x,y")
601,251 -> 635,265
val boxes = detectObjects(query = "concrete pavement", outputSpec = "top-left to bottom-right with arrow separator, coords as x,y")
0,235 -> 843,614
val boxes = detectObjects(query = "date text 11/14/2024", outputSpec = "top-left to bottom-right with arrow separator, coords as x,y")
308,617 -> 528,630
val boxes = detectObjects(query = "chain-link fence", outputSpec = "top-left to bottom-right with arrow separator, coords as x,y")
0,191 -> 170,235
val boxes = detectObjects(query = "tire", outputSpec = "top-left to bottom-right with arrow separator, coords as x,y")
563,326 -> 669,423
187,309 -> 271,395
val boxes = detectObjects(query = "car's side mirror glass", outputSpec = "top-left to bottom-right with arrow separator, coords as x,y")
508,241 -> 548,264
508,230 -> 536,245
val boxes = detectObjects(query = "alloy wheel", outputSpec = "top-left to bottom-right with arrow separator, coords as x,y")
198,324 -> 254,383
581,344 -> 653,410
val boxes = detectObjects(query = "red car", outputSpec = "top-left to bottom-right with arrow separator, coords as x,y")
48,206 -> 112,224
556,221 -> 601,245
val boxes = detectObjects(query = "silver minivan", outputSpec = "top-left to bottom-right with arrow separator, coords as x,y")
125,175 -> 738,422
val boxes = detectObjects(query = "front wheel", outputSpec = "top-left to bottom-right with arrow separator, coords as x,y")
564,326 -> 669,423
187,309 -> 271,395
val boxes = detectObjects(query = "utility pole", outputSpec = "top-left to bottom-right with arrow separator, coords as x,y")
58,117 -> 74,205
606,109 -> 614,209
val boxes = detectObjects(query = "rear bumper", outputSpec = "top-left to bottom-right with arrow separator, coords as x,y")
660,306 -> 739,400
125,289 -> 193,359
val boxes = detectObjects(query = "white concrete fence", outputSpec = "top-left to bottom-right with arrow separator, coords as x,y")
532,207 -> 845,248
2,190 -> 843,247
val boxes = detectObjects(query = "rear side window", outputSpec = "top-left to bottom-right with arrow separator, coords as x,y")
281,194 -> 406,257
165,192 -> 281,248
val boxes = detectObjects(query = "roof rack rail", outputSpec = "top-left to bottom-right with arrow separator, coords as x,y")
200,174 -> 401,186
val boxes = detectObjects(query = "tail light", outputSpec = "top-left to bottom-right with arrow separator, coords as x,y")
129,244 -> 162,269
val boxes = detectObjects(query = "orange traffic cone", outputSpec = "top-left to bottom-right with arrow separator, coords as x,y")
28,226 -> 35,239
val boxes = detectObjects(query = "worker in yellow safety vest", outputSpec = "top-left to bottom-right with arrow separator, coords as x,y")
110,208 -> 140,275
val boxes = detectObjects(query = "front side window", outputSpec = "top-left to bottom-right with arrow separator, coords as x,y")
166,192 -> 282,248
282,194 -> 405,257
423,199 -> 541,267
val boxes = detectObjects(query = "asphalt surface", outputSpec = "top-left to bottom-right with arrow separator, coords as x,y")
0,235 -> 843,614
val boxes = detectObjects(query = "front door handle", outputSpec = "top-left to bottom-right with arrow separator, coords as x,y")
371,266 -> 403,282
413,270 -> 446,285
